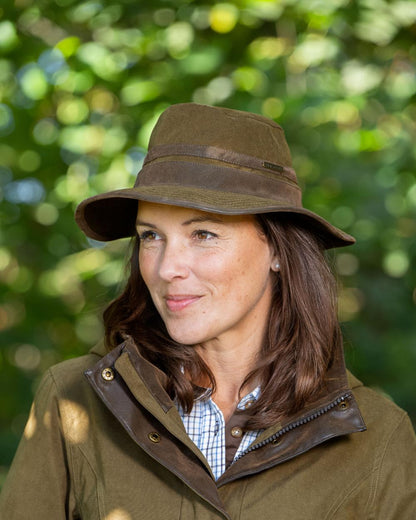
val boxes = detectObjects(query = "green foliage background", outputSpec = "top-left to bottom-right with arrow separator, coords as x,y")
1,0 -> 415,483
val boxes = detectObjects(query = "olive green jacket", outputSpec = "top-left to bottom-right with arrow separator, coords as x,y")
1,337 -> 416,519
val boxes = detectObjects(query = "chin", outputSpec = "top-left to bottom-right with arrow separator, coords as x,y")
165,325 -> 207,346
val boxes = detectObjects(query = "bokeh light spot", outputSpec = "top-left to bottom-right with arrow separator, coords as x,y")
153,8 -> 175,27
244,1 -> 283,21
19,64 -> 48,100
331,206 -> 355,228
352,219 -> 377,241
58,70 -> 94,94
180,48 -> 222,75
383,250 -> 409,278
210,4 -> 239,33
385,70 -> 416,100
96,259 -> 123,286
193,76 -> 234,105
0,248 -> 12,271
88,88 -> 117,113
165,22 -> 194,58
56,36 -> 81,58
4,178 -> 45,204
289,35 -> 338,69
0,21 -> 19,51
407,184 -> 416,207
10,266 -> 33,293
77,42 -> 110,73
121,79 -> 161,106
261,98 -> 284,119
0,302 -> 26,332
341,61 -> 383,95
14,344 -> 41,371
335,130 -> 360,154
190,7 -> 211,30
0,103 -> 14,136
33,118 -> 59,145
385,193 -> 406,217
75,314 -> 103,343
249,37 -> 288,61
18,150 -> 41,172
102,127 -> 128,156
336,253 -> 359,276
354,10 -> 397,45
233,67 -> 267,94
34,203 -> 59,226
338,287 -> 365,321
57,97 -> 89,125
55,161 -> 90,202
125,147 -> 146,176
38,48 -> 67,81
58,125 -> 105,154
68,1 -> 102,23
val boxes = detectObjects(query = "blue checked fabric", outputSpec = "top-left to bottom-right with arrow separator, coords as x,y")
176,387 -> 261,480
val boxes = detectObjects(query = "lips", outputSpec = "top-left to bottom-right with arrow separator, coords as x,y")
164,294 -> 201,312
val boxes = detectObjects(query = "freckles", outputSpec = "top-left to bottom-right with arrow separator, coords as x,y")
139,250 -> 159,279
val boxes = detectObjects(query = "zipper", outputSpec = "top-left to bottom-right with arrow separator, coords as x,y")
233,392 -> 353,462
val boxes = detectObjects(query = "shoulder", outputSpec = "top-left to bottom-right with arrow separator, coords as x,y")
347,370 -> 413,433
48,352 -> 100,383
347,374 -> 416,517
36,345 -> 105,405
347,370 -> 416,484
28,348 -> 110,445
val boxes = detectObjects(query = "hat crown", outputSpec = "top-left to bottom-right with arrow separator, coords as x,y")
148,103 -> 293,168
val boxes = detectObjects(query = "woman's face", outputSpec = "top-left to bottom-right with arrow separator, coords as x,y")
136,202 -> 276,350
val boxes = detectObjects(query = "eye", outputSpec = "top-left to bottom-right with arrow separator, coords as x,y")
193,230 -> 218,240
138,230 -> 161,242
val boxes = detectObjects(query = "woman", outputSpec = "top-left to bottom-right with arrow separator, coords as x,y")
1,103 -> 415,519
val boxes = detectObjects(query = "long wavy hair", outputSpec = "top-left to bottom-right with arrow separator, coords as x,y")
103,213 -> 341,429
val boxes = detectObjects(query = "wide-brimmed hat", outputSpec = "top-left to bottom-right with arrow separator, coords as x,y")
75,103 -> 354,248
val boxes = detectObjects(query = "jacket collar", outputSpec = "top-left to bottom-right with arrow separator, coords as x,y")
216,339 -> 366,484
85,338 -> 227,516
85,336 -> 366,513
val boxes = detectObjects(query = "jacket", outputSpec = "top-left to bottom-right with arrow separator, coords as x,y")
1,336 -> 416,519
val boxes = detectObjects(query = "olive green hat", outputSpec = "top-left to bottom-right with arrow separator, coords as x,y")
75,103 -> 354,248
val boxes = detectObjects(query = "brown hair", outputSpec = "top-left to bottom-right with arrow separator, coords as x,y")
103,214 -> 341,429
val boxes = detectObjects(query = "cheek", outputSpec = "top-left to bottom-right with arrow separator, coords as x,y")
237,247 -> 273,291
138,251 -> 156,287
205,253 -> 260,298
202,251 -> 236,281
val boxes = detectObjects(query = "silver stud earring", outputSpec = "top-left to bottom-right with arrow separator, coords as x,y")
273,262 -> 280,271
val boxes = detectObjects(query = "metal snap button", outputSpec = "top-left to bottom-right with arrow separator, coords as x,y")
231,426 -> 243,438
101,367 -> 115,381
148,432 -> 161,443
338,400 -> 350,411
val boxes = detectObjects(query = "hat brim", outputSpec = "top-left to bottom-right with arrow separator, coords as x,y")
75,186 -> 355,249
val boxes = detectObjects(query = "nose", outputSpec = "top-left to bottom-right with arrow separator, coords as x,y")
158,239 -> 191,281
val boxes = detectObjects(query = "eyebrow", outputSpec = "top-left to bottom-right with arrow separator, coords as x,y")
136,215 -> 225,228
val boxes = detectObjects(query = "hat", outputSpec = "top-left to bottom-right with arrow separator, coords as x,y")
75,103 -> 355,249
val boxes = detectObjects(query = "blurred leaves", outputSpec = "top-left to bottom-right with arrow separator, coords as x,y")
0,0 -> 415,477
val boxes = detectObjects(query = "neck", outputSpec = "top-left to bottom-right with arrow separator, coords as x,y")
195,333 -> 262,422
